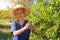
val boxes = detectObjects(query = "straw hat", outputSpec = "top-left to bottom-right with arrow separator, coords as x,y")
9,4 -> 30,18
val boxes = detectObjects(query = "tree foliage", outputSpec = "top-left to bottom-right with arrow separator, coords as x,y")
25,0 -> 60,40
0,10 -> 9,19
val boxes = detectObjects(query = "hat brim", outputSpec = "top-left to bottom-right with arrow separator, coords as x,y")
9,6 -> 30,18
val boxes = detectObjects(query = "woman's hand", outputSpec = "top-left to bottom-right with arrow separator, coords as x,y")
25,22 -> 33,30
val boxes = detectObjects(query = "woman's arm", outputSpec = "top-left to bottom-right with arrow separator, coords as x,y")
13,26 -> 28,36
13,22 -> 32,36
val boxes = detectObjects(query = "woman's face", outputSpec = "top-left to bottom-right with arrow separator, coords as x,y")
16,9 -> 24,20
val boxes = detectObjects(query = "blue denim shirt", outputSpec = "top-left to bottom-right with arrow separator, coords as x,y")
10,20 -> 30,40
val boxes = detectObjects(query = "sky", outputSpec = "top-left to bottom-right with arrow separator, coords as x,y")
0,0 -> 37,10
0,0 -> 13,10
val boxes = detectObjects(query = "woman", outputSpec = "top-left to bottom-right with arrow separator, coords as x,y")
9,4 -> 33,40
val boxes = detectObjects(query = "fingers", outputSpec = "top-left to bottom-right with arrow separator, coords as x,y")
25,22 -> 33,30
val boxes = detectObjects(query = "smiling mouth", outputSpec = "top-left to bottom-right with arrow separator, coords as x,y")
19,18 -> 23,19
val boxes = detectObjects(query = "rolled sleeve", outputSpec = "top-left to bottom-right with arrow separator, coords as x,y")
10,21 -> 16,32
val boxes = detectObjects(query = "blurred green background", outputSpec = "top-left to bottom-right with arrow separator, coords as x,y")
0,0 -> 60,40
